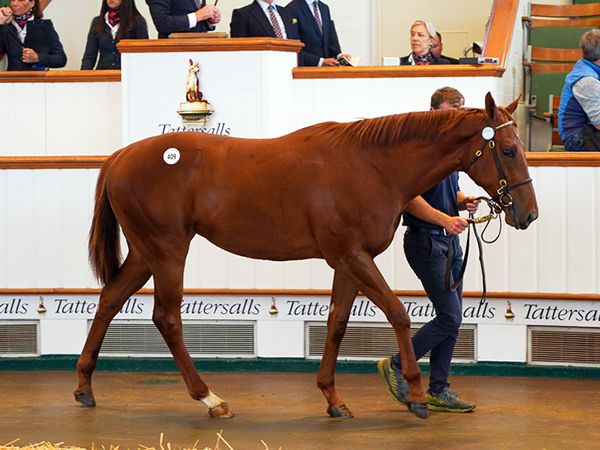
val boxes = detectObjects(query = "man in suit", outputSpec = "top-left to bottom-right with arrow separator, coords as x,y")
146,0 -> 221,38
230,0 -> 299,40
286,0 -> 350,67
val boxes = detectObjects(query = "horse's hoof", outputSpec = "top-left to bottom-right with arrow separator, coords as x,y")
327,403 -> 354,419
74,391 -> 96,407
208,403 -> 235,419
407,402 -> 429,419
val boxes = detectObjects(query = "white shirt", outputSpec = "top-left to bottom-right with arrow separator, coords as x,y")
12,17 -> 33,44
257,0 -> 287,39
104,12 -> 120,40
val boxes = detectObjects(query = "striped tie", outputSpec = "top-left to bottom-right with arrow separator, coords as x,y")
312,0 -> 322,34
268,5 -> 284,39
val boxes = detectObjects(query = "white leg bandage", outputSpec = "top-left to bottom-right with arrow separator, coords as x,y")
201,391 -> 225,408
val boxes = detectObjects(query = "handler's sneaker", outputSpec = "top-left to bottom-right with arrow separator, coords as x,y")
377,357 -> 409,405
426,388 -> 476,412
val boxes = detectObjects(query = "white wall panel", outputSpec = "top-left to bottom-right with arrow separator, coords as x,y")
282,260 -> 311,288
46,83 -> 122,155
566,168 -> 597,293
534,167 -> 567,292
61,171 -> 97,287
0,171 -> 6,287
6,171 -> 35,286
0,83 -> 121,156
478,324 -> 527,362
33,171 -> 62,286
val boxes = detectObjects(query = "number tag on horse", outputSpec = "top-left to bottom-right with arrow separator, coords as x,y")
481,127 -> 495,141
163,148 -> 181,165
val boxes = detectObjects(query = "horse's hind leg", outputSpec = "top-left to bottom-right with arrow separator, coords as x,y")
74,249 -> 151,406
317,270 -> 357,419
335,250 -> 428,419
149,247 -> 234,419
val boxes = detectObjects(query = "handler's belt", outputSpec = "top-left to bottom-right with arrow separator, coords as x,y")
406,226 -> 451,236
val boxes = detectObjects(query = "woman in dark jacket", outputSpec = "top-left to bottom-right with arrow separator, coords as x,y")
400,20 -> 449,66
0,0 -> 67,71
81,0 -> 148,70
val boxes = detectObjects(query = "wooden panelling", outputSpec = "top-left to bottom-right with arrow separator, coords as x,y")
484,0 -> 520,69
3,154 -> 600,169
0,288 -> 598,301
293,65 -> 504,79
118,37 -> 304,54
530,3 -> 600,18
0,71 -> 121,84
526,153 -> 600,167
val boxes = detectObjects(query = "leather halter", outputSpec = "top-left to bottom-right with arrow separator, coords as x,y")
446,119 -> 533,303
465,120 -> 533,222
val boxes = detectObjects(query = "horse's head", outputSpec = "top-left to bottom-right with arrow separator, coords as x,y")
463,93 -> 538,230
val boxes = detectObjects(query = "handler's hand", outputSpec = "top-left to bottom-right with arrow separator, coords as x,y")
462,196 -> 481,214
443,216 -> 469,235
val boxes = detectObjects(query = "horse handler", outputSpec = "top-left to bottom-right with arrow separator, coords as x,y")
378,87 -> 479,413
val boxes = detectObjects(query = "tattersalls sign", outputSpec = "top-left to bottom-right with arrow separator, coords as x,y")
1,295 -> 600,326
158,60 -> 231,137
121,47 -> 298,144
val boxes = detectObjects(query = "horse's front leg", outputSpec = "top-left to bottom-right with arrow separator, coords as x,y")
317,270 -> 357,419
74,252 -> 151,407
336,250 -> 428,419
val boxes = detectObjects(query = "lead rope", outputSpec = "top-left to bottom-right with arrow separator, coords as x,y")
445,196 -> 503,304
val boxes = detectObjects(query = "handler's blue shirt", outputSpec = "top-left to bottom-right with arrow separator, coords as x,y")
402,173 -> 460,229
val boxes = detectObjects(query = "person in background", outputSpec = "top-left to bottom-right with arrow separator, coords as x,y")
401,20 -> 449,66
81,0 -> 148,70
432,31 -> 459,64
0,0 -> 66,71
378,87 -> 479,414
559,29 -> 600,151
146,0 -> 220,39
230,0 -> 299,40
286,0 -> 351,67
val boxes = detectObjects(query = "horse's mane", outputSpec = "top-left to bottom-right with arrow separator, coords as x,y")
312,108 -> 483,149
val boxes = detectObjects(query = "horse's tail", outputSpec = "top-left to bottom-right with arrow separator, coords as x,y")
89,155 -> 122,286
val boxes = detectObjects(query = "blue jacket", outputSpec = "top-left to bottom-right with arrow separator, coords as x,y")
81,15 -> 148,70
0,20 -> 67,71
558,58 -> 600,142
286,0 -> 341,67
403,173 -> 460,230
146,0 -> 213,38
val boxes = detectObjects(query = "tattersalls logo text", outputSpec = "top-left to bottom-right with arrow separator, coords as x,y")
158,59 -> 231,136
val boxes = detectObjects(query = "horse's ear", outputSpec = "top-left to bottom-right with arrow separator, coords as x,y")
189,59 -> 193,65
485,92 -> 499,121
505,96 -> 521,115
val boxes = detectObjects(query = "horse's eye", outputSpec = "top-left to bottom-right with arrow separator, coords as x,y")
503,148 -> 516,157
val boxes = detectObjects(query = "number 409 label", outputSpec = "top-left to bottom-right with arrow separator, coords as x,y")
163,148 -> 181,165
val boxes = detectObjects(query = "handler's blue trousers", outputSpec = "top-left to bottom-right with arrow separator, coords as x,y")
392,230 -> 463,394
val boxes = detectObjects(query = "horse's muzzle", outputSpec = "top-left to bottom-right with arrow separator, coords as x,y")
517,210 -> 539,230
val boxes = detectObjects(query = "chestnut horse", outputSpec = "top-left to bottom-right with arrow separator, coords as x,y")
75,93 -> 538,420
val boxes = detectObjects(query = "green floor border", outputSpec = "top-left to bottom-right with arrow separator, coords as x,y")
0,355 -> 599,379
